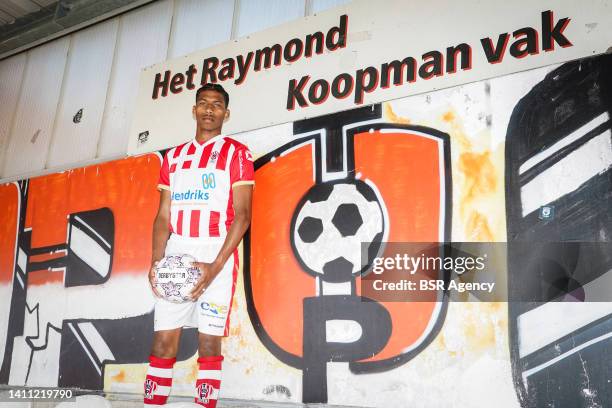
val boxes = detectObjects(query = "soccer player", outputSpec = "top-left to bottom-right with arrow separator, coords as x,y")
144,83 -> 254,407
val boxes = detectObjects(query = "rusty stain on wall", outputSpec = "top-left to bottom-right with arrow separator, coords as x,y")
384,103 -> 411,125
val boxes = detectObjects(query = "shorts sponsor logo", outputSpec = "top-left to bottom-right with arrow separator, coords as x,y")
201,301 -> 228,318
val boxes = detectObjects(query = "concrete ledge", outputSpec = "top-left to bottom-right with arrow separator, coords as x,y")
0,388 -> 364,408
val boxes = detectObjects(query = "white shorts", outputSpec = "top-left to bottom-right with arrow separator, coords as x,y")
153,233 -> 238,336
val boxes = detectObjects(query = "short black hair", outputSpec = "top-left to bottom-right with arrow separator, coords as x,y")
196,83 -> 229,107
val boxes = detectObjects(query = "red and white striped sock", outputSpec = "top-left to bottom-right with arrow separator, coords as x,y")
194,355 -> 223,407
144,355 -> 176,405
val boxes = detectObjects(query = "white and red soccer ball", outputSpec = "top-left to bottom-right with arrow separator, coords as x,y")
154,254 -> 201,303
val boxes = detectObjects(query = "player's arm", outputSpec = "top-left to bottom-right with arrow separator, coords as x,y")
190,184 -> 253,298
212,184 -> 253,268
149,189 -> 171,296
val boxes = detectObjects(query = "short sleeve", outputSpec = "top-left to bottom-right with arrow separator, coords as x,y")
230,147 -> 255,188
157,152 -> 170,191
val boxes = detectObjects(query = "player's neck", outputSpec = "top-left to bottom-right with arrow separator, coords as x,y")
195,129 -> 222,145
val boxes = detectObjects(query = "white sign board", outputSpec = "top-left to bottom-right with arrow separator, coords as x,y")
129,0 -> 612,154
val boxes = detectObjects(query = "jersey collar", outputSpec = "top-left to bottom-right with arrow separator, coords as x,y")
193,134 -> 224,148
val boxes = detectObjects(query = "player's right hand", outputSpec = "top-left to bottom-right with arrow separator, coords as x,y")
149,261 -> 162,298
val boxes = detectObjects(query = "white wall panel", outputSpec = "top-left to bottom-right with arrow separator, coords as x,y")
97,0 -> 173,158
310,0 -> 351,14
235,0 -> 305,38
46,19 -> 119,168
1,38 -> 69,178
0,53 -> 26,177
168,0 -> 235,59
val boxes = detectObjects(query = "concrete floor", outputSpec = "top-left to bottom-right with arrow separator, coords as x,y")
0,389 -> 364,408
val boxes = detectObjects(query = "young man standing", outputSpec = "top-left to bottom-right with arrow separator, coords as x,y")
144,83 -> 254,407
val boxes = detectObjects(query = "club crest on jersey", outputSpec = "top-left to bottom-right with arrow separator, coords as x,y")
210,151 -> 219,164
144,379 -> 157,399
197,382 -> 214,403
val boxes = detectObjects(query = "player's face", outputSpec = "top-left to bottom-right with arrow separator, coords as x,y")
193,90 -> 229,133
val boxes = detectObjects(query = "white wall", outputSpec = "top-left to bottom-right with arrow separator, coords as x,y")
0,0 -> 353,181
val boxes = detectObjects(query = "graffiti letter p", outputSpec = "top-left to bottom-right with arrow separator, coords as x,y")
302,295 -> 391,403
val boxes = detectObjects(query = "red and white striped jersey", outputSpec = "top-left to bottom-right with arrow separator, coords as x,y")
157,135 -> 254,238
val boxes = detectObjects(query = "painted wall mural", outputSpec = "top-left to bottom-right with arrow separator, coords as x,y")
0,54 -> 610,408
506,54 -> 612,408
245,106 -> 451,403
0,156 -> 199,391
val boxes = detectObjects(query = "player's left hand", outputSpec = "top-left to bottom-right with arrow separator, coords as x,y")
190,261 -> 222,299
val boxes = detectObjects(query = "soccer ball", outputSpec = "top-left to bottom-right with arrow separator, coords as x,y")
154,254 -> 202,303
291,180 -> 385,282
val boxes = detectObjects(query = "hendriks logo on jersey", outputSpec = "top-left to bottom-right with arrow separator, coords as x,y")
171,172 -> 216,202
197,382 -> 214,403
144,379 -> 157,399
